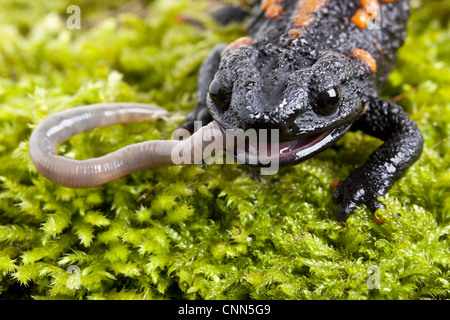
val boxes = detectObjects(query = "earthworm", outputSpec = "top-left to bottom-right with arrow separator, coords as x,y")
29,103 -> 225,188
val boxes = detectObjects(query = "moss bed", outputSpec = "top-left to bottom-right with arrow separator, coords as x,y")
0,0 -> 449,300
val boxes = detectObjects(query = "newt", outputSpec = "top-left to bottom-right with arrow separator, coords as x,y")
29,0 -> 423,222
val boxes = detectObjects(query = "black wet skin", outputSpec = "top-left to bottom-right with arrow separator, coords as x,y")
183,0 -> 423,222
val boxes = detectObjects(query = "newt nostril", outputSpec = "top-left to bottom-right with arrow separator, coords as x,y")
284,124 -> 295,136
277,123 -> 301,142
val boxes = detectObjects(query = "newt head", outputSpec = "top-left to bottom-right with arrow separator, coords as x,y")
206,44 -> 371,166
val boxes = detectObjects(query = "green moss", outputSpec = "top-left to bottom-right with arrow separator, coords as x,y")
0,0 -> 449,300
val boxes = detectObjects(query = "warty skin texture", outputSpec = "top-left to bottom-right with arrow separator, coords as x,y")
184,0 -> 423,221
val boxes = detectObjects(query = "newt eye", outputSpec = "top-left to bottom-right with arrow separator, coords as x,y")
209,79 -> 231,112
313,86 -> 341,116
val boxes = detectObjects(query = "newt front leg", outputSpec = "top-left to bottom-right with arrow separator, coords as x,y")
333,96 -> 424,222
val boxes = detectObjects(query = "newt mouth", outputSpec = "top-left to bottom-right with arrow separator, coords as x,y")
231,124 -> 352,167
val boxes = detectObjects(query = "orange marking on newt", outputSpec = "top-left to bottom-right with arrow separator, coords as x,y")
294,0 -> 329,27
288,0 -> 328,37
294,12 -> 315,27
331,179 -> 342,189
361,0 -> 380,14
262,0 -> 280,10
351,48 -> 377,72
266,4 -> 285,19
289,28 -> 303,38
262,0 -> 285,19
222,37 -> 253,54
351,9 -> 370,29
351,0 -> 380,29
